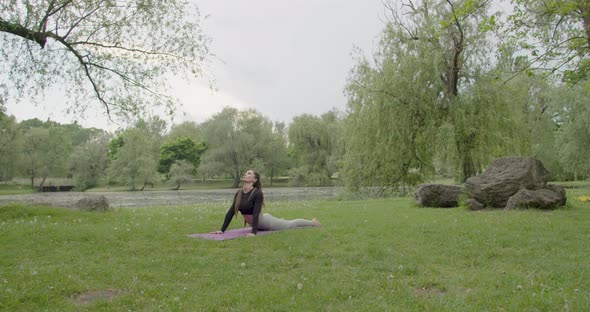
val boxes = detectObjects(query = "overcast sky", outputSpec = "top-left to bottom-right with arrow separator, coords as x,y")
4,0 -> 387,131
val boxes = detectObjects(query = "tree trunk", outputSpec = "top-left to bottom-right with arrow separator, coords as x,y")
270,165 -> 274,187
38,176 -> 48,190
461,154 -> 475,183
175,183 -> 181,190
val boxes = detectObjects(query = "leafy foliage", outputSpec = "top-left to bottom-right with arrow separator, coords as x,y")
168,160 -> 195,190
288,112 -> 342,186
0,0 -> 210,119
506,0 -> 590,84
199,108 -> 285,187
70,133 -> 111,190
159,137 -> 206,174
107,128 -> 160,191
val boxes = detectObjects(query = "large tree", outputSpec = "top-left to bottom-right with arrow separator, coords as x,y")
159,136 -> 207,175
0,0 -> 210,118
107,127 -> 160,191
288,112 -> 341,186
199,107 -> 277,188
20,126 -> 72,188
69,132 -> 110,190
344,0 -> 498,192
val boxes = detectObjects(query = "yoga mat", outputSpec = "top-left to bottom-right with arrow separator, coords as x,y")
188,227 -> 276,240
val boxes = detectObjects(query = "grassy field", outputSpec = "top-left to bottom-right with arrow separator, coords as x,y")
0,184 -> 34,195
1,189 -> 589,311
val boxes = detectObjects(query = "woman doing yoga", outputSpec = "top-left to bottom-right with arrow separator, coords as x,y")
210,170 -> 320,237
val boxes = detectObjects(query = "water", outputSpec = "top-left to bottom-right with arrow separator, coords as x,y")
0,187 -> 344,208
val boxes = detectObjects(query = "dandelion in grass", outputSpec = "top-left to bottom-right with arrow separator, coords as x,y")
297,283 -> 303,290
241,263 -> 246,268
577,196 -> 590,203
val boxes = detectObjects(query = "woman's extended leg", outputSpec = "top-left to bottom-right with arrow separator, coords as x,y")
258,213 -> 320,231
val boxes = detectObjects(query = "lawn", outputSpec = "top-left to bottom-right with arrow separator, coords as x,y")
0,184 -> 34,196
1,188 -> 589,311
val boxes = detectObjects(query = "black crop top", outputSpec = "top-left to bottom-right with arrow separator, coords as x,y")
220,188 -> 264,234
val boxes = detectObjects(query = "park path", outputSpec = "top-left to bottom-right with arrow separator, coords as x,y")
0,187 -> 343,208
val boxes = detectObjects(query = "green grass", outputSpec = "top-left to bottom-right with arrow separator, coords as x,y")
1,189 -> 590,311
550,180 -> 590,189
0,184 -> 34,195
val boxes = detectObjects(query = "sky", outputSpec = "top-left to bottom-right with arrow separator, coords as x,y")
4,0 -> 387,131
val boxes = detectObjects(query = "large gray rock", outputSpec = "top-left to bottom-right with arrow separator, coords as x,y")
414,184 -> 462,208
505,184 -> 567,210
75,195 -> 110,212
465,157 -> 550,208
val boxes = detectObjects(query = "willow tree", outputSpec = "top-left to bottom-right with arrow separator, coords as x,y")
555,84 -> 590,179
288,111 -> 341,186
0,0 -> 209,119
344,0 -> 498,192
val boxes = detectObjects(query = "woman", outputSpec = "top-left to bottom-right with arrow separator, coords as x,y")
210,170 -> 321,236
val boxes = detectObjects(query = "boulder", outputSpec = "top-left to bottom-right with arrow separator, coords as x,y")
75,195 -> 110,212
465,198 -> 484,210
465,157 -> 550,208
505,185 -> 567,210
414,184 -> 462,208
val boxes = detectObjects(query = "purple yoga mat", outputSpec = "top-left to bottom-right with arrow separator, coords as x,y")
188,227 -> 276,240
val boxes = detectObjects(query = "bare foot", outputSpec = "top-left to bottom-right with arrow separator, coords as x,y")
312,218 -> 321,227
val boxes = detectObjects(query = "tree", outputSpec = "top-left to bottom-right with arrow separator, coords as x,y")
20,126 -> 72,188
288,112 -> 341,186
107,127 -> 160,191
20,128 -> 48,188
0,110 -> 21,181
506,0 -> 590,84
344,0 -> 498,192
166,121 -> 203,144
0,0 -> 210,118
199,107 -> 277,187
555,84 -> 590,179
69,132 -> 110,190
159,136 -> 207,174
168,160 -> 195,190
265,122 -> 291,186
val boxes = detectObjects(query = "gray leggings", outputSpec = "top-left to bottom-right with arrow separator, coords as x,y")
257,213 -> 315,231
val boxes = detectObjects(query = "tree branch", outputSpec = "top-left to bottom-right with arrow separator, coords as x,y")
0,18 -> 49,48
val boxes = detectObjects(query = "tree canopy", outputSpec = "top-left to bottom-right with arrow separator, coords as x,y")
0,0 -> 210,119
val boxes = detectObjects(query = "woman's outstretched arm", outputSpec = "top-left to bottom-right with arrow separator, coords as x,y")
249,190 -> 264,234
217,191 -> 238,233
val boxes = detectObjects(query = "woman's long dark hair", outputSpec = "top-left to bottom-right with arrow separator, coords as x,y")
233,170 -> 263,217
